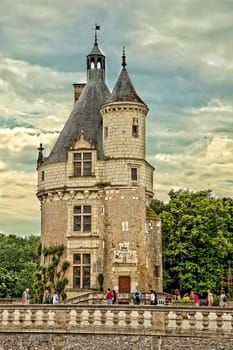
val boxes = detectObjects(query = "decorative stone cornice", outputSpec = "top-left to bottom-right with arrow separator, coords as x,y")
37,188 -> 99,203
101,101 -> 148,115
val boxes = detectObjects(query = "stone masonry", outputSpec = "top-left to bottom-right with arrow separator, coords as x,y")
36,32 -> 162,299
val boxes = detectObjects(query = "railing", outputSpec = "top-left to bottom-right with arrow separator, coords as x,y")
65,292 -> 169,305
0,305 -> 233,338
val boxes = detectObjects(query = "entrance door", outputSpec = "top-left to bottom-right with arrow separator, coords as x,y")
119,276 -> 131,293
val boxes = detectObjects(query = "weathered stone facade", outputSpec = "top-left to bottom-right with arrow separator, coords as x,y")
36,33 -> 162,299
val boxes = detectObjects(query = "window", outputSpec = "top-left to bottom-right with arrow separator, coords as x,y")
73,253 -> 91,289
154,265 -> 160,278
131,168 -> 138,181
73,205 -> 91,232
41,171 -> 45,181
132,118 -> 139,137
104,126 -> 108,138
73,152 -> 92,176
132,124 -> 139,136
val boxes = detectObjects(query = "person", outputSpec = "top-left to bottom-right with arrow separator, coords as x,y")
207,288 -> 213,306
43,289 -> 51,304
112,290 -> 117,304
193,292 -> 200,307
134,290 -> 142,305
189,291 -> 194,301
153,290 -> 158,305
150,290 -> 155,305
183,293 -> 189,301
105,288 -> 113,305
173,289 -> 181,300
219,290 -> 227,307
53,291 -> 59,304
22,288 -> 30,304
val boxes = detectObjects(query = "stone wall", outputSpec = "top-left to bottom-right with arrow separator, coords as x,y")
162,337 -> 233,350
0,334 -> 232,350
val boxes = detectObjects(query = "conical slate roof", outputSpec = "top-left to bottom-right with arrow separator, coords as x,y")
44,80 -> 110,164
105,67 -> 146,105
88,44 -> 104,56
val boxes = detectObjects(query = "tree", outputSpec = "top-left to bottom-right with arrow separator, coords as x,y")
151,190 -> 233,297
0,234 -> 40,298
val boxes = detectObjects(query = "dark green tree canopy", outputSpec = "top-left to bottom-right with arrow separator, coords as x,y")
0,234 -> 40,298
151,189 -> 233,297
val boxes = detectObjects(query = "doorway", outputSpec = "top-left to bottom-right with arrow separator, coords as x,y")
118,276 -> 131,293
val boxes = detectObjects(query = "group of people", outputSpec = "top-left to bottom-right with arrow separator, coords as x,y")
43,289 -> 59,304
208,288 -> 227,307
172,289 -> 200,306
171,288 -> 227,307
105,288 -> 158,305
21,288 -> 59,304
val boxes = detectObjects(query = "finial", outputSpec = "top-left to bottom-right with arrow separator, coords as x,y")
37,143 -> 44,167
122,46 -> 126,69
93,23 -> 100,46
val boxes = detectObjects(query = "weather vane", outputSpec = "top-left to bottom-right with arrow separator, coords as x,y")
92,23 -> 101,45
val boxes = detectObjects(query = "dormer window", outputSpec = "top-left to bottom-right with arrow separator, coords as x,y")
74,152 -> 92,176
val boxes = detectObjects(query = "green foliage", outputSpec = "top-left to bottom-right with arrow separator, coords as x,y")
33,244 -> 70,303
97,273 -> 104,291
171,299 -> 194,305
0,234 -> 40,298
151,190 -> 233,297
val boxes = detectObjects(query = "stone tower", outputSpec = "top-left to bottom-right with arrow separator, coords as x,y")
36,31 -> 162,299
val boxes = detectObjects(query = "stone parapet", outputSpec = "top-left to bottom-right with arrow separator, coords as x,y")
0,305 -> 233,339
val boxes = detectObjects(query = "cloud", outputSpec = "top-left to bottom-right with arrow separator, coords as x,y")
0,0 -> 233,234
0,169 -> 40,234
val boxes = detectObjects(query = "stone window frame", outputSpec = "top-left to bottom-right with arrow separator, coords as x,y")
132,117 -> 139,137
73,253 -> 91,289
131,167 -> 138,181
73,151 -> 92,176
73,205 -> 92,232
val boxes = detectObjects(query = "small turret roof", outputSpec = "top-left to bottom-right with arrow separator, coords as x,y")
105,48 -> 146,105
106,67 -> 146,105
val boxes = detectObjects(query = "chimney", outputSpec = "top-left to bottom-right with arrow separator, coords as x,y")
73,83 -> 86,103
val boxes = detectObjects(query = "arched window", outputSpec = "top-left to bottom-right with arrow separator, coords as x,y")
97,58 -> 102,69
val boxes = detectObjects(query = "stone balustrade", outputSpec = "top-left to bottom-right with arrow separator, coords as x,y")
0,305 -> 233,338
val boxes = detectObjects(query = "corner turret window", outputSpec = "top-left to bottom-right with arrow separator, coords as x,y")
131,168 -> 138,181
41,171 -> 45,181
104,126 -> 108,138
132,125 -> 138,136
73,205 -> 92,232
73,253 -> 91,289
132,118 -> 139,137
74,152 -> 92,176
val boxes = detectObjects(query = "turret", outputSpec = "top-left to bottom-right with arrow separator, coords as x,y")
101,48 -> 148,160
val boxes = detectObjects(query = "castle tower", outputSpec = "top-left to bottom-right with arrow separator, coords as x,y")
36,31 -> 162,299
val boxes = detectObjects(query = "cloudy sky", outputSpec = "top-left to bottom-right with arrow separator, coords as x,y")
0,0 -> 232,235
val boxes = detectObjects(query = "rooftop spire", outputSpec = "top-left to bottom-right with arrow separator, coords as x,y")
122,46 -> 126,69
94,23 -> 100,46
